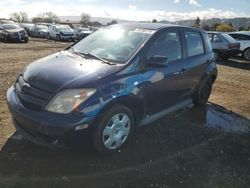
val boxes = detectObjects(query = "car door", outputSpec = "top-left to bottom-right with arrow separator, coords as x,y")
181,29 -> 211,95
140,28 -> 189,115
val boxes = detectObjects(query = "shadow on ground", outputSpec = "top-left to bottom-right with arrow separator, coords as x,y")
0,103 -> 249,188
217,57 -> 250,70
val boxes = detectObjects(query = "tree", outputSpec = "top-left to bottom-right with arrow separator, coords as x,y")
193,17 -> 201,28
152,19 -> 157,23
32,17 -> 44,23
216,23 -> 234,32
41,12 -> 59,23
211,23 -> 220,31
10,11 -> 28,23
80,13 -> 91,26
201,24 -> 210,31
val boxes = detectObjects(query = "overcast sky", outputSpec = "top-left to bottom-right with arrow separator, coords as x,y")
0,0 -> 250,21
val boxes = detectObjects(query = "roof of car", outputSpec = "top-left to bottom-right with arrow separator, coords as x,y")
228,31 -> 250,35
115,22 -> 197,31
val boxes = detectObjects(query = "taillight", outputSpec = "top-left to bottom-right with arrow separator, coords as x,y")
226,44 -> 239,49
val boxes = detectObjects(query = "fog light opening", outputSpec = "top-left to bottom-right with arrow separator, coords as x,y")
75,124 -> 89,131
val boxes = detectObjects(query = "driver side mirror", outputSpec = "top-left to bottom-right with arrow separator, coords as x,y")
146,56 -> 169,67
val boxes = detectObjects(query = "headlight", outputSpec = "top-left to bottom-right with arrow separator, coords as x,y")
46,89 -> 96,114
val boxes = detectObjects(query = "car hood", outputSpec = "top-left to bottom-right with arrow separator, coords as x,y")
5,28 -> 24,33
22,51 -> 119,93
60,30 -> 74,34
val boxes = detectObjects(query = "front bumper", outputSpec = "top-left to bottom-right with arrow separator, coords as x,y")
60,35 -> 76,41
7,86 -> 95,148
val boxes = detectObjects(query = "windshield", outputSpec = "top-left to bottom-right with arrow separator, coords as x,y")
3,24 -> 20,30
72,26 -> 153,63
37,25 -> 48,30
58,25 -> 72,31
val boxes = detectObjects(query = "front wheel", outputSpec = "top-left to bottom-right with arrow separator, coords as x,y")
243,48 -> 250,61
193,79 -> 213,106
93,104 -> 134,154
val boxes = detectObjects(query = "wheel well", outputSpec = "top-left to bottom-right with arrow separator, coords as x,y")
98,97 -> 145,126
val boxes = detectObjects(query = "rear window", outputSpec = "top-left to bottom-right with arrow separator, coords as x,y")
185,31 -> 204,57
221,34 -> 236,43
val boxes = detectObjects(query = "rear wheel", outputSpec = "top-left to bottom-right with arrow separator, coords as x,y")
193,79 -> 213,106
56,34 -> 61,41
93,104 -> 134,154
243,48 -> 250,61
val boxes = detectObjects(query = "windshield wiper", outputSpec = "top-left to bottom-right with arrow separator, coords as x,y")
70,48 -> 116,65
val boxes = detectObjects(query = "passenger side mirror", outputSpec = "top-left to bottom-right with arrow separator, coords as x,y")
146,56 -> 169,67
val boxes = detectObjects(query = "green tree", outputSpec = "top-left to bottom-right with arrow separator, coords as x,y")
80,13 -> 91,26
216,23 -> 234,32
193,17 -> 201,28
210,23 -> 220,31
152,19 -> 157,23
10,11 -> 28,23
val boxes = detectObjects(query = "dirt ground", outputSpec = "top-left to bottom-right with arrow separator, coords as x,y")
0,38 -> 249,188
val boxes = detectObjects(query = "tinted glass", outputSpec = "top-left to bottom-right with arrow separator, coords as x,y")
146,31 -> 182,62
3,24 -> 20,30
185,31 -> 204,57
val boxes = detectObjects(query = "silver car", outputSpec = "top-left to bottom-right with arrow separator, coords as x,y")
208,32 -> 240,60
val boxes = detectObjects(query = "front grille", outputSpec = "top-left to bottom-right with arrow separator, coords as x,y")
15,76 -> 54,111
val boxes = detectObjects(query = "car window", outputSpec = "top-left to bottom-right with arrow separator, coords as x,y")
185,31 -> 204,57
229,34 -> 250,41
204,33 -> 213,53
146,31 -> 182,62
213,34 -> 222,42
208,33 -> 213,41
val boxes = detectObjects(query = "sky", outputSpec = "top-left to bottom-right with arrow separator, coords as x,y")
0,0 -> 250,22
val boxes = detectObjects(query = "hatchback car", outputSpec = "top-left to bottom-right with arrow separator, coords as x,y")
0,24 -> 29,42
208,32 -> 240,60
7,23 -> 217,154
29,24 -> 49,38
48,25 -> 76,41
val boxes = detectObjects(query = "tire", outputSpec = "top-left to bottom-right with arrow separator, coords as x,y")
243,48 -> 250,61
193,79 -> 213,106
24,38 -> 29,43
47,33 -> 51,39
93,104 -> 134,154
56,35 -> 61,41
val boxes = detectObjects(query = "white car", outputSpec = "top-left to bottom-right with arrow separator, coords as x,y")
48,25 -> 76,41
228,31 -> 250,60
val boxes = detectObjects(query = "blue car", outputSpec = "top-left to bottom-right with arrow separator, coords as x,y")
7,23 -> 217,154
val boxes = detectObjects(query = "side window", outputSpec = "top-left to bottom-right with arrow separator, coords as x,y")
185,31 -> 204,57
213,34 -> 222,42
146,31 -> 182,62
204,33 -> 213,53
239,34 -> 250,40
208,33 -> 213,41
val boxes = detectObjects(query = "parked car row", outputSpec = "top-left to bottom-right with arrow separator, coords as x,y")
27,23 -> 94,42
208,31 -> 250,61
